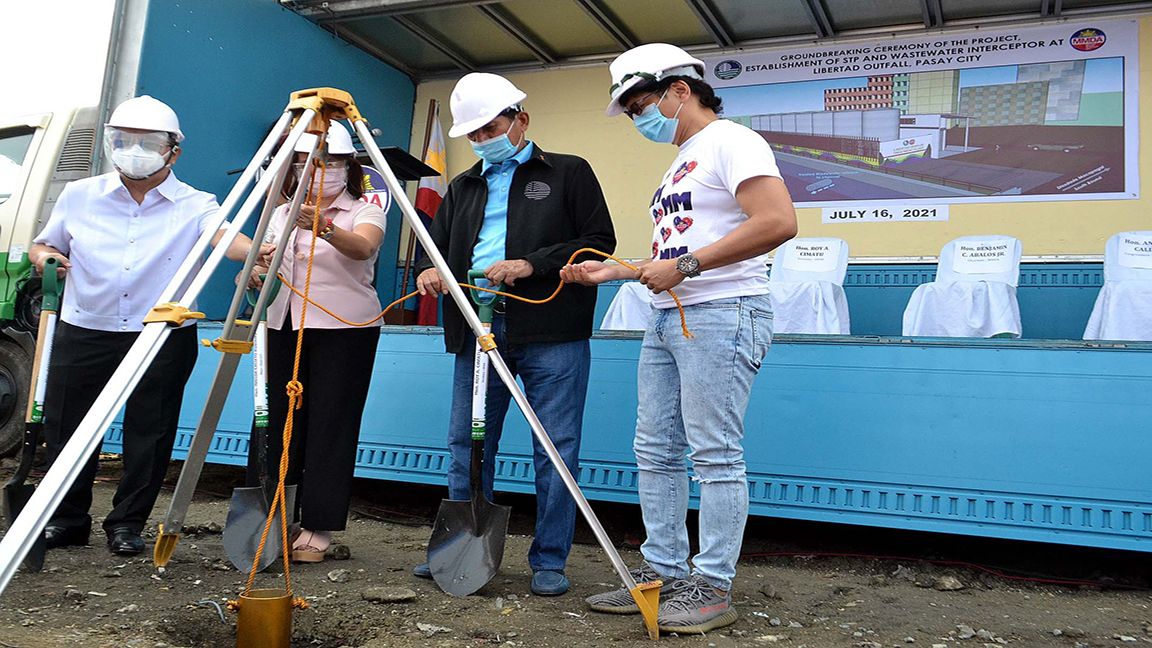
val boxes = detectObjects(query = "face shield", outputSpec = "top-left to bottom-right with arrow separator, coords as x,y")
284,158 -> 350,202
104,127 -> 175,179
292,160 -> 345,178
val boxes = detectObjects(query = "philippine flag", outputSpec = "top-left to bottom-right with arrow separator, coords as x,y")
413,103 -> 447,325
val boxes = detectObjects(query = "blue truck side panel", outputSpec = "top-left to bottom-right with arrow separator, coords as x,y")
134,0 -> 415,318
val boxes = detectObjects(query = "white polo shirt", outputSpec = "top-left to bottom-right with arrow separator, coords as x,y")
34,171 -> 219,332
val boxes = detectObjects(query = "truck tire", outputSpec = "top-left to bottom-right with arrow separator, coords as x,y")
0,338 -> 31,457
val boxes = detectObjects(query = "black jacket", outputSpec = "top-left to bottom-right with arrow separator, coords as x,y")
416,146 -> 616,354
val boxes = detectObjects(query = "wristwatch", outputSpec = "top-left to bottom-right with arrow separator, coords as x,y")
676,253 -> 702,278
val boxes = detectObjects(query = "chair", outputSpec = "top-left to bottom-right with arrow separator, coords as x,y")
902,235 -> 1023,338
1084,231 -> 1152,341
768,237 -> 851,335
600,281 -> 652,331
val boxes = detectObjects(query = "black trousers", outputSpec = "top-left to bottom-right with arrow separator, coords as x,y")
44,322 -> 198,535
246,326 -> 379,531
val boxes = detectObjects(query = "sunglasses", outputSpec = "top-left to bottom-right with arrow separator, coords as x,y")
622,93 -> 662,120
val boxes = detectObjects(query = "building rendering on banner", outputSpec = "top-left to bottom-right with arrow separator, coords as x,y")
823,75 -> 909,112
724,53 -> 1122,201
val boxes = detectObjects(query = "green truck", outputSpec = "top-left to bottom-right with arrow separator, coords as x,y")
0,107 -> 101,455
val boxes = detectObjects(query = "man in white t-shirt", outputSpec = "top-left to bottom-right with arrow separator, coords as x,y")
563,43 -> 797,634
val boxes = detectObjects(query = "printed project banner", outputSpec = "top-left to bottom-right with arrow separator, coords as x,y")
702,20 -> 1138,206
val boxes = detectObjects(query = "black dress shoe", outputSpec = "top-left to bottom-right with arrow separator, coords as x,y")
44,523 -> 91,550
106,527 -> 144,556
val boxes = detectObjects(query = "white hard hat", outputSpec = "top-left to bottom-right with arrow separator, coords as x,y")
605,43 -> 705,117
106,95 -> 184,142
294,122 -> 356,155
447,72 -> 527,138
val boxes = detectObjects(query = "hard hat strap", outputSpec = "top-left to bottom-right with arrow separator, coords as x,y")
610,71 -> 657,94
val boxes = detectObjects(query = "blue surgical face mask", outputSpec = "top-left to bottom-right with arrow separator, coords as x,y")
471,127 -> 524,164
633,91 -> 684,144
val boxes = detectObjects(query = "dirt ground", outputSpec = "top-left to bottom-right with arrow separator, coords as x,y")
1,459 -> 1150,648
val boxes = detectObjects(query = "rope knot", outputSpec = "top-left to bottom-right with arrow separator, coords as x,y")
285,380 -> 304,397
285,380 -> 304,409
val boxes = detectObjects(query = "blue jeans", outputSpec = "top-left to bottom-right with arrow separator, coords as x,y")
634,294 -> 773,591
447,315 -> 590,573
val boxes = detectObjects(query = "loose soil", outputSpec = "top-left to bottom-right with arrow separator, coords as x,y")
1,460 -> 1149,648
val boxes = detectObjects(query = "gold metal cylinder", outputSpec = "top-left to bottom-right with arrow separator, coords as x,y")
235,589 -> 293,648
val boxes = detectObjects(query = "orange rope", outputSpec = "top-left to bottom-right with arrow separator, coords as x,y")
275,248 -> 694,339
244,137 -> 331,610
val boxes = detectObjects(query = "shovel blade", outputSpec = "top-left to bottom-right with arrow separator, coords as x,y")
223,484 -> 297,573
3,484 -> 45,572
428,497 -> 511,597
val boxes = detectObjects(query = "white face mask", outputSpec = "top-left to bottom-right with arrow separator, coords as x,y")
317,167 -> 348,198
110,146 -> 170,180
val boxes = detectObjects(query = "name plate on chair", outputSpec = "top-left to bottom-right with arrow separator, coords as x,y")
782,241 -> 840,273
1119,236 -> 1152,268
953,240 -> 1013,275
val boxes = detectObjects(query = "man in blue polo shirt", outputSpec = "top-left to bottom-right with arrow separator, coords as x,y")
413,73 -> 616,596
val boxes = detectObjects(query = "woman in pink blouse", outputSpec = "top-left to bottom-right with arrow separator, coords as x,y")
250,123 -> 386,563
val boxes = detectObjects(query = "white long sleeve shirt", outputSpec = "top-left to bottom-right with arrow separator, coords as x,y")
33,171 -> 219,332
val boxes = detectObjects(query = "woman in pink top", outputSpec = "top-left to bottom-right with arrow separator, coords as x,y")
250,123 -> 386,562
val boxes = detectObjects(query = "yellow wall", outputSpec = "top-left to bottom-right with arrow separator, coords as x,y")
406,17 -> 1152,260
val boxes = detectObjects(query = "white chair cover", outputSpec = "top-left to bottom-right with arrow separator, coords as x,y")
768,238 -> 851,335
600,281 -> 652,331
769,282 -> 851,335
1084,231 -> 1152,341
902,235 -> 1023,338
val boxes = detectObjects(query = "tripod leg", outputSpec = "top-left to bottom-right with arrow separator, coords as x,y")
153,123 -> 327,567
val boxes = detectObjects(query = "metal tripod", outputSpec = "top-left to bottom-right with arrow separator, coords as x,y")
0,88 -> 661,638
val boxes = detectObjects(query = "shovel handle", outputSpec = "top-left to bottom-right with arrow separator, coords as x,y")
466,269 -> 502,323
5,260 -> 63,491
245,275 -> 281,323
40,257 -> 63,312
29,257 -> 63,424
470,323 -> 490,443
252,321 -> 269,430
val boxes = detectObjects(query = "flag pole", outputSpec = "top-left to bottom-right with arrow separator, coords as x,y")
395,99 -> 438,321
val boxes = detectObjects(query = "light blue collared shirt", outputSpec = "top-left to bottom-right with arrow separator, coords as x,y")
33,171 -> 219,332
471,141 -> 536,272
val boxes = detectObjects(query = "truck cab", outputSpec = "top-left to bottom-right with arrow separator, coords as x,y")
0,107 -> 99,455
